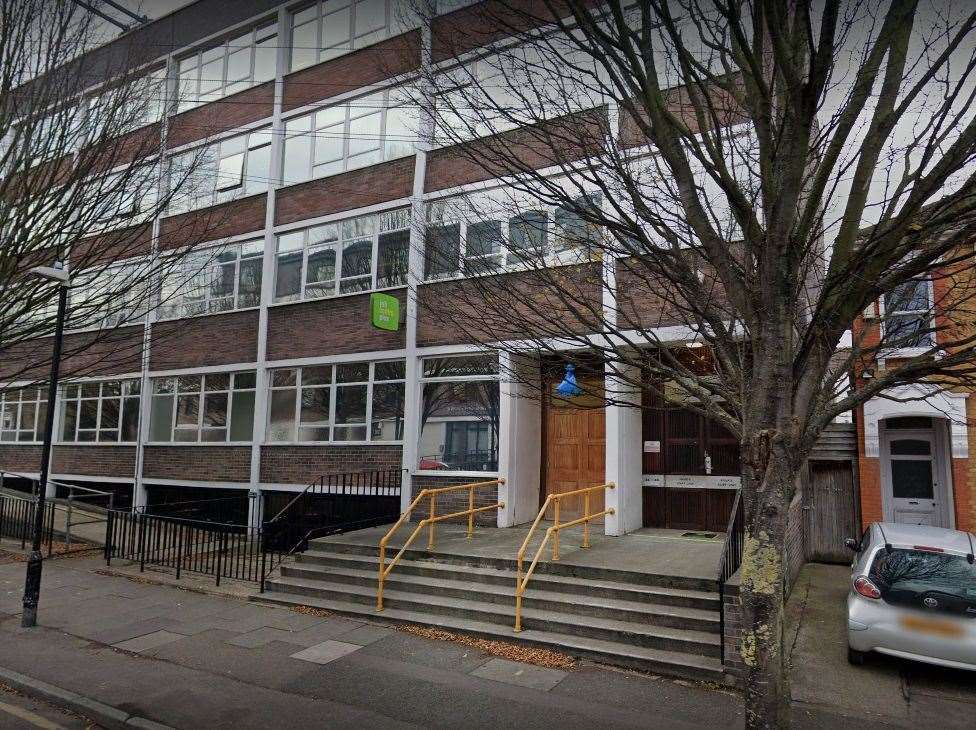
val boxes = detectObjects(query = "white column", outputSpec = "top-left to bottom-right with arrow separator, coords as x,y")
604,362 -> 643,536
496,353 -> 541,527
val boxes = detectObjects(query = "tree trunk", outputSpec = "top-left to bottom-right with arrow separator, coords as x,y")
739,432 -> 794,729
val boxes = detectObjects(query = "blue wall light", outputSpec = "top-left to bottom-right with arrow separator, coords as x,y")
555,363 -> 583,397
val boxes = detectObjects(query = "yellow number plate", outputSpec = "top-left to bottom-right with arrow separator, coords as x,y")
900,614 -> 964,638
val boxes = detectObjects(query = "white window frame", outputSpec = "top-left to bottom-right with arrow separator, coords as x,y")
0,387 -> 48,444
881,276 -> 937,356
148,371 -> 256,444
266,360 -> 405,445
58,379 -> 141,444
281,86 -> 415,186
416,353 -> 500,476
176,22 -> 278,114
273,207 -> 410,304
158,238 -> 264,320
69,261 -> 150,332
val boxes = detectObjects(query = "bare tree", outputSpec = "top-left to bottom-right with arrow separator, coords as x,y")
0,0 -> 239,390
407,1 -> 976,726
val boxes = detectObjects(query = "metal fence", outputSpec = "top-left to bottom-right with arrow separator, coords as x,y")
0,492 -> 56,555
105,510 -> 260,585
717,490 -> 744,664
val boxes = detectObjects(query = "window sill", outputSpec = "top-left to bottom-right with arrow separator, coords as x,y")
263,441 -> 404,447
154,304 -> 260,324
55,442 -> 137,447
268,284 -> 406,310
878,347 -> 936,360
413,469 -> 499,479
144,442 -> 253,447
422,252 -> 601,285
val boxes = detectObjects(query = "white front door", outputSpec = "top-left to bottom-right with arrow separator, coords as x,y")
883,430 -> 943,526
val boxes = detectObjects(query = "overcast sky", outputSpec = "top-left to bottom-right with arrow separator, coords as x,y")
85,0 -> 196,48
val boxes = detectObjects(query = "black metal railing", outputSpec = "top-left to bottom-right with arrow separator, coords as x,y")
105,510 -> 258,585
717,489 -> 744,664
0,491 -> 56,555
140,495 -> 247,525
259,468 -> 402,592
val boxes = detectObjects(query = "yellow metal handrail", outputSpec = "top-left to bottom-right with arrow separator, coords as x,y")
514,482 -> 615,632
377,478 -> 505,611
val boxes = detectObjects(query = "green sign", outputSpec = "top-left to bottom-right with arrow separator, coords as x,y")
370,292 -> 400,331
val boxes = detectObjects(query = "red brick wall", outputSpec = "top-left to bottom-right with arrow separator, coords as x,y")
157,193 -> 267,252
274,156 -> 415,226
0,445 -> 43,474
88,123 -> 164,173
168,82 -> 274,148
266,292 -> 406,361
0,327 -> 145,381
410,474 -> 500,527
260,445 -> 403,484
70,223 -> 153,268
282,31 -> 420,112
142,445 -> 251,482
150,310 -> 259,370
417,264 -> 602,347
424,108 -> 607,193
52,445 -> 136,478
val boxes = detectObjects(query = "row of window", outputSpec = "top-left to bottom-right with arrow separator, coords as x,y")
7,355 -> 501,473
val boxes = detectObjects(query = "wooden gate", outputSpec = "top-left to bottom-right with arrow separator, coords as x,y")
804,460 -> 858,563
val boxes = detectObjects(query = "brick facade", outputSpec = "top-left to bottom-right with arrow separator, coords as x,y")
0,327 -> 145,381
266,292 -> 406,361
150,309 -> 259,370
168,82 -> 274,148
70,223 -> 154,268
410,474 -> 500,527
51,445 -> 137,478
260,445 -> 403,484
274,156 -> 415,226
0,445 -> 44,474
142,446 -> 251,482
157,193 -> 267,251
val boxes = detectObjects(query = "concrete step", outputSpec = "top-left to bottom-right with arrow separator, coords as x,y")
265,575 -> 721,657
280,562 -> 720,633
297,549 -> 720,611
307,537 -> 717,592
252,589 -> 727,684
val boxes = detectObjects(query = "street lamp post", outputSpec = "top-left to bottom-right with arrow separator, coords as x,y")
21,263 -> 69,628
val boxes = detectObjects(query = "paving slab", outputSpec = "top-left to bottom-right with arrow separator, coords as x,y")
290,640 -> 362,665
226,626 -> 302,648
469,657 -> 568,691
113,629 -> 188,653
358,631 -> 492,674
336,623 -> 395,646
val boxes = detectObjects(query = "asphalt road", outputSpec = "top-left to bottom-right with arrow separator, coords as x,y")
0,684 -> 95,730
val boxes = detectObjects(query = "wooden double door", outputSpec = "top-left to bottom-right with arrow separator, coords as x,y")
542,381 -> 606,520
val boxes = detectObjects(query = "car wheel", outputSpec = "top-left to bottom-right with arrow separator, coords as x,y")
847,647 -> 866,665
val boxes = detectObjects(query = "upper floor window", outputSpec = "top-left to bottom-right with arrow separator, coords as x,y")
424,191 -> 603,280
60,379 -> 140,443
884,278 -> 934,348
281,88 -> 414,185
274,207 -> 409,303
149,371 -> 256,443
159,239 -> 263,320
91,167 -> 159,231
177,23 -> 277,114
0,387 -> 48,443
289,0 -> 415,72
70,264 -> 149,330
167,126 -> 272,214
267,360 -> 405,443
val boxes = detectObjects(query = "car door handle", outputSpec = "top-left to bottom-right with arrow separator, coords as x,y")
908,501 -> 919,505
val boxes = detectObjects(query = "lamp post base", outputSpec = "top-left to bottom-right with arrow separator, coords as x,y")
21,550 -> 43,628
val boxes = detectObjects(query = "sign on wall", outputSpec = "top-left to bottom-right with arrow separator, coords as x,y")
370,292 -> 400,331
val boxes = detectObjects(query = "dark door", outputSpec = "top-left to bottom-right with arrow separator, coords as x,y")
805,461 -> 858,563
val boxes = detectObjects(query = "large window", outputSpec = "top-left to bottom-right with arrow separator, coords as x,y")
159,239 -> 263,320
424,192 -> 603,280
884,278 -> 934,348
418,355 -> 499,472
177,24 -> 277,114
267,360 -> 404,443
289,0 -> 415,72
168,127 -> 272,214
70,264 -> 149,330
60,379 -> 140,443
0,387 -> 48,443
149,372 -> 255,443
274,207 -> 409,303
281,88 -> 414,185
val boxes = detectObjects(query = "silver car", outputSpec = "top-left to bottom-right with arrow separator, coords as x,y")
846,522 -> 976,670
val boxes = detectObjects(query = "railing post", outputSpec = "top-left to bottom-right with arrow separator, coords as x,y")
466,485 -> 474,539
259,528 -> 268,594
427,492 -> 436,551
377,543 -> 386,611
104,509 -> 113,563
176,523 -> 184,580
139,514 -> 147,573
65,493 -> 73,549
215,528 -> 225,588
552,499 -> 560,561
582,491 -> 591,549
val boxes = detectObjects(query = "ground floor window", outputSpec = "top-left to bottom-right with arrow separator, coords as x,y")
418,354 -> 499,472
149,371 -> 255,443
0,386 -> 48,443
60,379 -> 141,443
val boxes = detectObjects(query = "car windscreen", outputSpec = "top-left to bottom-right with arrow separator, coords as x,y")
869,548 -> 976,616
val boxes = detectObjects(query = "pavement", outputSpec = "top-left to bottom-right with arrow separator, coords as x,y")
0,550 -> 969,729
785,563 -> 976,728
0,683 -> 95,729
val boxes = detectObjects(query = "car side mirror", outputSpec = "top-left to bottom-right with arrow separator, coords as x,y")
844,538 -> 860,552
